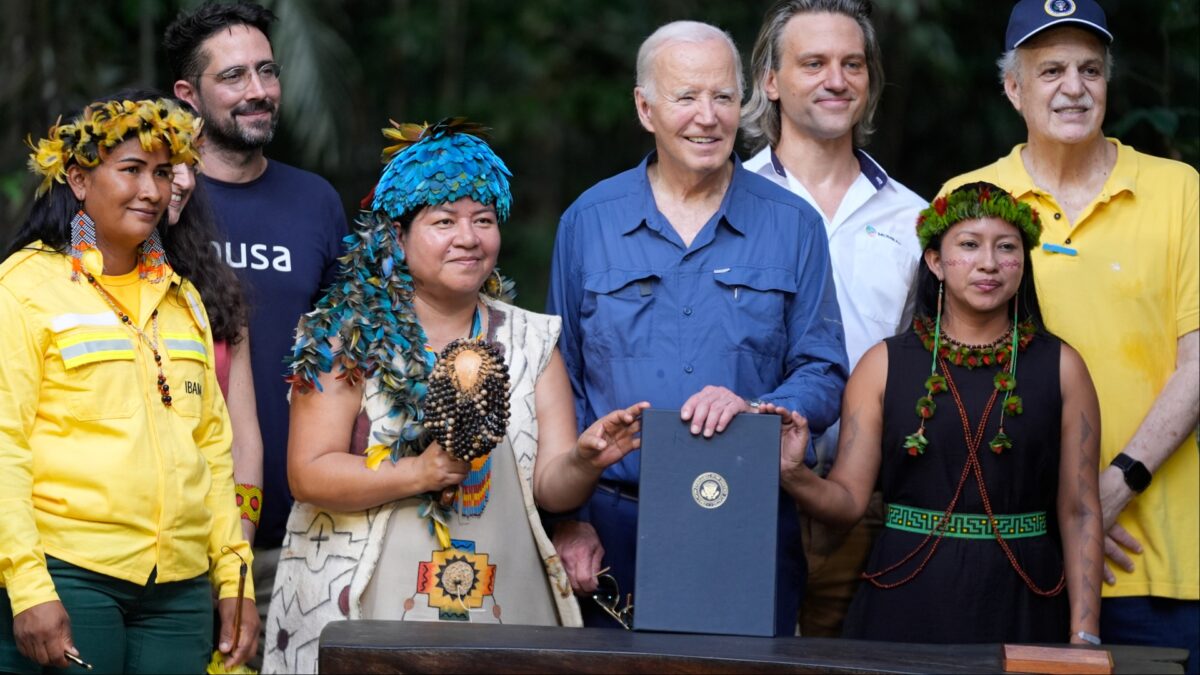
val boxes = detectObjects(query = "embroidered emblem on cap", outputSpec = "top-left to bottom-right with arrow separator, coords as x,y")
692,472 -> 729,509
1045,0 -> 1076,17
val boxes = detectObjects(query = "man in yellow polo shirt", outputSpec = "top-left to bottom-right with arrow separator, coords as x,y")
943,0 -> 1198,668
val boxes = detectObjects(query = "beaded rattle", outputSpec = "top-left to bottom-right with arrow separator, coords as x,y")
424,339 -> 511,506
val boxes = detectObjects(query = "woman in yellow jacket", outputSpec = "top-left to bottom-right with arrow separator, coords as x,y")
0,97 -> 257,673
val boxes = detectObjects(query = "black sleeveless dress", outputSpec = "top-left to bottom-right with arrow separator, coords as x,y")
842,329 -> 1070,643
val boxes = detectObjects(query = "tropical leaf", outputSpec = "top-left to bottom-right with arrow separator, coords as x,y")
266,0 -> 358,170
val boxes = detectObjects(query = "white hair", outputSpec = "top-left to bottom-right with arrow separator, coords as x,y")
635,20 -> 744,103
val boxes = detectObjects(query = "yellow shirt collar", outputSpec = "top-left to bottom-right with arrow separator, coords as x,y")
997,138 -> 1138,205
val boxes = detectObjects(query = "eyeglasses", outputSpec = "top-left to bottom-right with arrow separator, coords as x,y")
205,62 -> 282,92
592,574 -> 634,630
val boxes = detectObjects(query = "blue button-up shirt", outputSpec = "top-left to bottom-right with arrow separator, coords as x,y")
548,154 -> 849,485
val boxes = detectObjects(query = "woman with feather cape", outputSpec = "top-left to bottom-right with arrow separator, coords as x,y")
263,119 -> 647,674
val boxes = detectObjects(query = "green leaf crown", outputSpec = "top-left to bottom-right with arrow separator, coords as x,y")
917,182 -> 1042,250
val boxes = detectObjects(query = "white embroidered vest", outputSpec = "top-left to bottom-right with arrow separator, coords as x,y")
262,298 -> 581,674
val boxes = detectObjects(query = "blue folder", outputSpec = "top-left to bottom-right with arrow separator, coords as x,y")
634,408 -> 782,636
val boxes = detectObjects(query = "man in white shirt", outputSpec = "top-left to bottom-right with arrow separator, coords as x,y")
740,0 -> 924,637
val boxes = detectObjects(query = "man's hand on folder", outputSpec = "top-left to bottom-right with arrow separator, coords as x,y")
680,385 -> 752,437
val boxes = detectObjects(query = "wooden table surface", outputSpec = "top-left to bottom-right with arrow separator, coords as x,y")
318,620 -> 1187,674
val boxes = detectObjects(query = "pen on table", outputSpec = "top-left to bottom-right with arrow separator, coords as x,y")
64,651 -> 93,670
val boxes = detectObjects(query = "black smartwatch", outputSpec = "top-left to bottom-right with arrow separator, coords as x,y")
1110,452 -> 1152,493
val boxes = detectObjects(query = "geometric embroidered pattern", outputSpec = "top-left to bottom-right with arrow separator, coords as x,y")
415,539 -> 496,622
886,503 -> 1047,539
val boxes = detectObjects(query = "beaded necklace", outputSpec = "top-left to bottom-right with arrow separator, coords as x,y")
940,324 -> 1013,352
422,306 -> 484,366
85,272 -> 172,407
913,314 -> 1032,371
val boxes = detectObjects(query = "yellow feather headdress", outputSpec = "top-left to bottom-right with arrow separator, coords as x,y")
26,98 -> 203,197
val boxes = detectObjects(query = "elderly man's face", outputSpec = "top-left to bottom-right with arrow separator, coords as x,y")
635,38 -> 740,178
1004,27 -> 1107,147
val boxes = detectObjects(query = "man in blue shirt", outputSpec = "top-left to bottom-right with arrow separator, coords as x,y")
546,19 -> 848,634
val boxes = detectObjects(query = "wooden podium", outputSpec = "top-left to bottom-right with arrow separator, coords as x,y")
318,621 -> 1187,674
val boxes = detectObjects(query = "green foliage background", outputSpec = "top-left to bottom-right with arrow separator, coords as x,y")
1,0 -> 1196,309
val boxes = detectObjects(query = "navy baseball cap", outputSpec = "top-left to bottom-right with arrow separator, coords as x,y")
1006,0 -> 1113,51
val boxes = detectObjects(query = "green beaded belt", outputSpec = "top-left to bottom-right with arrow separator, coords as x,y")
885,503 -> 1047,539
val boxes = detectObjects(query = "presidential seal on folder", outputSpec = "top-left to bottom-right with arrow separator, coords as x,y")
634,408 -> 782,637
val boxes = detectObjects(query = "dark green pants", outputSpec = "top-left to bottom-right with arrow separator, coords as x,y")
1,557 -> 211,674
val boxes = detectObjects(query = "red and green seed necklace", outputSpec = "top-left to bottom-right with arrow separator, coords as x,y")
903,286 -> 1034,457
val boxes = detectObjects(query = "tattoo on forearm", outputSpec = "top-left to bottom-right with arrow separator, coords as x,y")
841,408 -> 858,451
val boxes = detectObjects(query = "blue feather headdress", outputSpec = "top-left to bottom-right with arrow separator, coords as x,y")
369,118 -> 513,222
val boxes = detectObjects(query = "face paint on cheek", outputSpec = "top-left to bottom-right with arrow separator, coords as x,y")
942,258 -> 970,267
999,260 -> 1022,270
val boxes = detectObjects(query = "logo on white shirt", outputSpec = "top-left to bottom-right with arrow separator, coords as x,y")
865,225 -> 902,246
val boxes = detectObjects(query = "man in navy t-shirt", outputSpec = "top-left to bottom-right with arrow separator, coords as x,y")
166,0 -> 347,626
